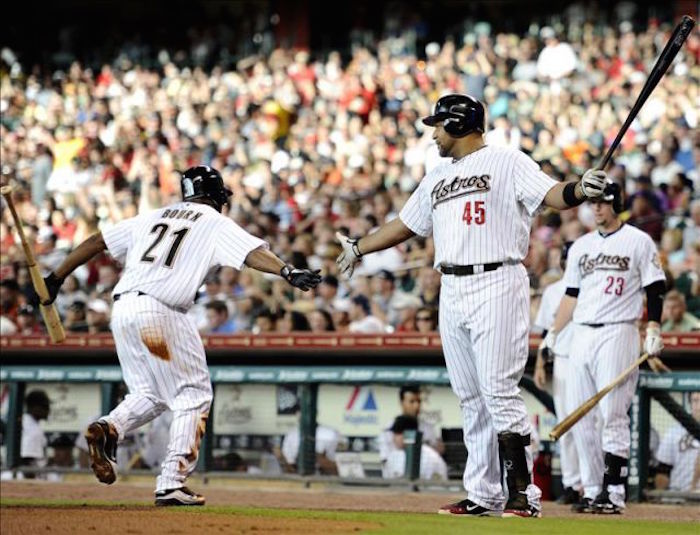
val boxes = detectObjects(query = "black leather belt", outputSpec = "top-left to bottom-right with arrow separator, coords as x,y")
583,323 -> 605,328
113,291 -> 146,302
440,263 -> 502,276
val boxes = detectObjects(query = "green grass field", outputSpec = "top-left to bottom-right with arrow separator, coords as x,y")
2,498 -> 697,535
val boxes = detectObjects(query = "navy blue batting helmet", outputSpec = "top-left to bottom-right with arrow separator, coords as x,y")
422,94 -> 485,138
181,165 -> 232,211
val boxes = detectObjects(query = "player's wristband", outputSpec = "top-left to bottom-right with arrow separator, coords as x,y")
350,239 -> 363,259
563,182 -> 584,207
280,265 -> 293,281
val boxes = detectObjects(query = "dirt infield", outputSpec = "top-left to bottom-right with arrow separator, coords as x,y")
1,478 -> 698,534
1,506 -> 379,535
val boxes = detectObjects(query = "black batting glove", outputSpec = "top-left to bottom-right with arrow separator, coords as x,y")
38,272 -> 64,305
280,265 -> 322,292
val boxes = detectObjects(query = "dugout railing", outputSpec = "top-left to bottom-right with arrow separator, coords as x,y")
1,332 -> 698,499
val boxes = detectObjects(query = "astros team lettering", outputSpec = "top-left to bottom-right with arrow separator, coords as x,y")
431,175 -> 491,208
578,253 -> 631,277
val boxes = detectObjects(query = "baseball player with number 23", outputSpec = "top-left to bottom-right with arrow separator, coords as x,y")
542,188 -> 666,514
336,94 -> 610,518
32,166 -> 322,506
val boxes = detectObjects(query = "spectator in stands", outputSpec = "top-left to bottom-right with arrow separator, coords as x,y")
536,27 -> 577,81
392,293 -> 423,332
308,308 -> 335,332
15,305 -> 42,335
371,270 -> 402,326
314,275 -> 341,312
415,306 -> 438,333
628,191 -> 665,243
661,291 -> 700,332
277,309 -> 311,332
0,10 -> 697,336
0,279 -> 20,328
204,300 -> 238,334
382,415 -> 447,481
655,392 -> 700,492
54,274 -> 88,318
86,299 -> 111,333
415,267 -> 440,308
20,390 -> 50,478
64,301 -> 88,333
253,308 -> 277,333
348,294 -> 386,333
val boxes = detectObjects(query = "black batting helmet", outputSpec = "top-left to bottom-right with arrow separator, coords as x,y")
590,179 -> 624,214
181,165 -> 232,211
422,94 -> 485,138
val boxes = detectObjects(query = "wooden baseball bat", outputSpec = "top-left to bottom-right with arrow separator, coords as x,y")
597,15 -> 695,170
549,353 -> 650,441
1,185 -> 66,343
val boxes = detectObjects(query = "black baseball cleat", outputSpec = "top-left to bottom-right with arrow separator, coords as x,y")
571,496 -> 595,513
85,420 -> 118,485
438,498 -> 501,517
592,490 -> 624,514
501,492 -> 542,518
557,486 -> 581,505
155,486 -> 206,506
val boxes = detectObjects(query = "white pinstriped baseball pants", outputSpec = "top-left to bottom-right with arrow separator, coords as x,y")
552,355 -> 582,490
566,323 -> 639,499
105,293 -> 212,492
439,264 -> 540,510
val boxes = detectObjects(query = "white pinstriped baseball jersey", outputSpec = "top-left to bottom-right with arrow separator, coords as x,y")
656,423 -> 700,491
399,145 -> 557,266
102,201 -> 268,309
562,224 -> 665,325
534,278 -> 573,356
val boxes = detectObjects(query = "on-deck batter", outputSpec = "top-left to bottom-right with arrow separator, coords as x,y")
533,242 -> 584,505
34,165 -> 321,506
544,193 -> 666,513
335,93 -> 610,518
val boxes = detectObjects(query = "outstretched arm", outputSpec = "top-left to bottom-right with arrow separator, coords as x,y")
54,232 -> 107,279
354,218 -> 416,256
543,169 -> 607,210
336,218 -> 415,278
39,233 -> 107,304
244,246 -> 322,291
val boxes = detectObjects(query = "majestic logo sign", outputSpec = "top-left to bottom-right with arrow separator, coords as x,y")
431,175 -> 491,208
578,253 -> 631,277
344,386 -> 378,425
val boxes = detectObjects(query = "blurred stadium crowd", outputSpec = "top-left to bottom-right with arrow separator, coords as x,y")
1,12 -> 699,337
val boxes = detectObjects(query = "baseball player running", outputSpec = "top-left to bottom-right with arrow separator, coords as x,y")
33,166 -> 321,506
533,242 -> 583,505
543,190 -> 666,514
336,94 -> 609,517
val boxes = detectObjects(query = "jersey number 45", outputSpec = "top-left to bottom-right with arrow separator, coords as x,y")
462,201 -> 486,225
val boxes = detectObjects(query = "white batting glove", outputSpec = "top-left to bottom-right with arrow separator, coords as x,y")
644,324 -> 664,357
335,232 -> 363,278
580,168 -> 608,198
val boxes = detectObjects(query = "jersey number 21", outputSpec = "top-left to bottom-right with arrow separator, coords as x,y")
140,223 -> 190,268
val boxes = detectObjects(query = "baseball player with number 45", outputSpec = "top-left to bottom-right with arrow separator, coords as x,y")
543,188 -> 666,514
336,94 -> 610,518
32,166 -> 321,506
